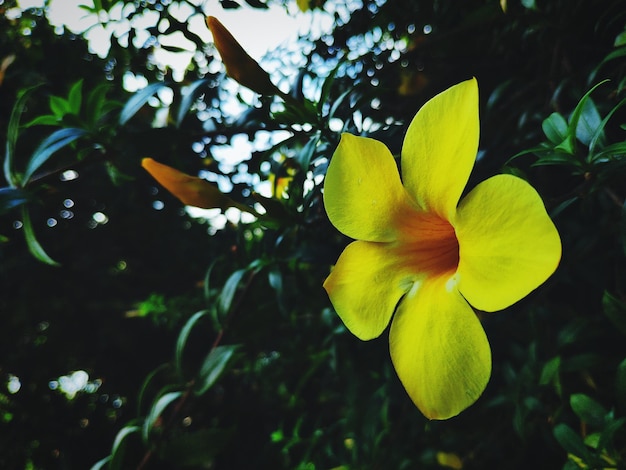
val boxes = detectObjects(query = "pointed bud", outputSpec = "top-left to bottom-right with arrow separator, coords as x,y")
206,16 -> 281,97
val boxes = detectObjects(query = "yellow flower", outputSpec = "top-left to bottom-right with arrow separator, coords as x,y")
323,78 -> 561,420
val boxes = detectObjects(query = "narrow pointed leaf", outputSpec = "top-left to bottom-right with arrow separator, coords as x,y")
194,345 -> 239,396
68,79 -> 83,115
90,456 -> 111,470
603,291 -> 626,336
143,391 -> 183,443
218,269 -> 247,316
0,187 -> 29,214
175,310 -> 210,380
5,85 -> 41,186
22,207 -> 60,266
553,424 -> 592,461
542,112 -> 568,145
570,394 -> 607,427
23,128 -> 87,183
110,424 -> 141,470
176,79 -> 208,128
49,95 -> 71,117
119,82 -> 167,125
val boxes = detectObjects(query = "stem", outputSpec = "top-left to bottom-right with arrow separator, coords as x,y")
135,268 -> 258,470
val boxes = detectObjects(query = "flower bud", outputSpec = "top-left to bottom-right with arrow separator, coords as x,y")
206,16 -> 281,97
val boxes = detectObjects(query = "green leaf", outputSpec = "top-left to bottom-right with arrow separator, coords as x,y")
85,83 -> 110,125
160,428 -> 232,465
175,79 -> 208,128
539,356 -> 561,386
21,207 -> 60,266
570,394 -> 607,427
588,97 -> 626,158
23,128 -> 87,184
575,97 -> 602,147
49,95 -> 71,118
542,112 -> 568,145
553,424 -> 592,461
0,187 -> 29,214
68,79 -> 83,115
110,424 -> 141,470
550,197 -> 578,218
563,80 -> 609,156
90,456 -> 111,470
622,200 -> 626,257
531,152 -> 581,167
296,132 -> 320,171
159,428 -> 233,466
119,82 -> 168,125
143,391 -> 183,443
175,310 -> 210,380
136,363 -> 171,416
194,345 -> 239,396
597,417 -> 625,455
5,86 -> 41,187
602,291 -> 626,336
218,269 -> 247,316
22,115 -> 61,127
616,358 -> 626,411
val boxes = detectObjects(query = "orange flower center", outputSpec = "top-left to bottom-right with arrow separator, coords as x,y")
395,211 -> 459,277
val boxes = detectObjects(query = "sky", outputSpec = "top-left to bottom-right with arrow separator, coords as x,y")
13,0 -> 334,75
10,0 -> 337,225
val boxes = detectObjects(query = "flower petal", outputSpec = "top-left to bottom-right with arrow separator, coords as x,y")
324,133 -> 417,242
401,78 -> 479,220
455,174 -> 561,312
389,275 -> 491,420
324,240 -> 414,340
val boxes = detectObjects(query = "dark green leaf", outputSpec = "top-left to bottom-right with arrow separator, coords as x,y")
175,79 -> 208,128
553,424 -> 592,461
563,80 -> 609,156
616,358 -> 626,412
85,83 -> 112,127
23,128 -> 87,184
21,207 -> 59,266
597,417 -> 625,454
119,82 -> 167,125
542,112 -> 568,145
601,46 -> 626,65
194,345 -> 238,396
550,197 -> 578,218
539,356 -> 561,385
5,85 -> 41,187
575,98 -> 602,147
570,394 -> 607,427
110,424 -> 141,470
588,97 -> 626,157
602,291 -> 626,336
90,456 -> 111,470
159,428 -> 233,466
49,95 -> 70,118
22,115 -> 61,127
68,79 -> 83,115
218,269 -> 247,316
296,133 -> 320,171
175,310 -> 210,380
531,152 -> 581,167
137,363 -> 171,416
619,197 -> 626,255
143,391 -> 183,443
0,187 -> 29,214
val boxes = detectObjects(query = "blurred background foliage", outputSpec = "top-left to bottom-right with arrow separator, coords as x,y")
1,0 -> 626,468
